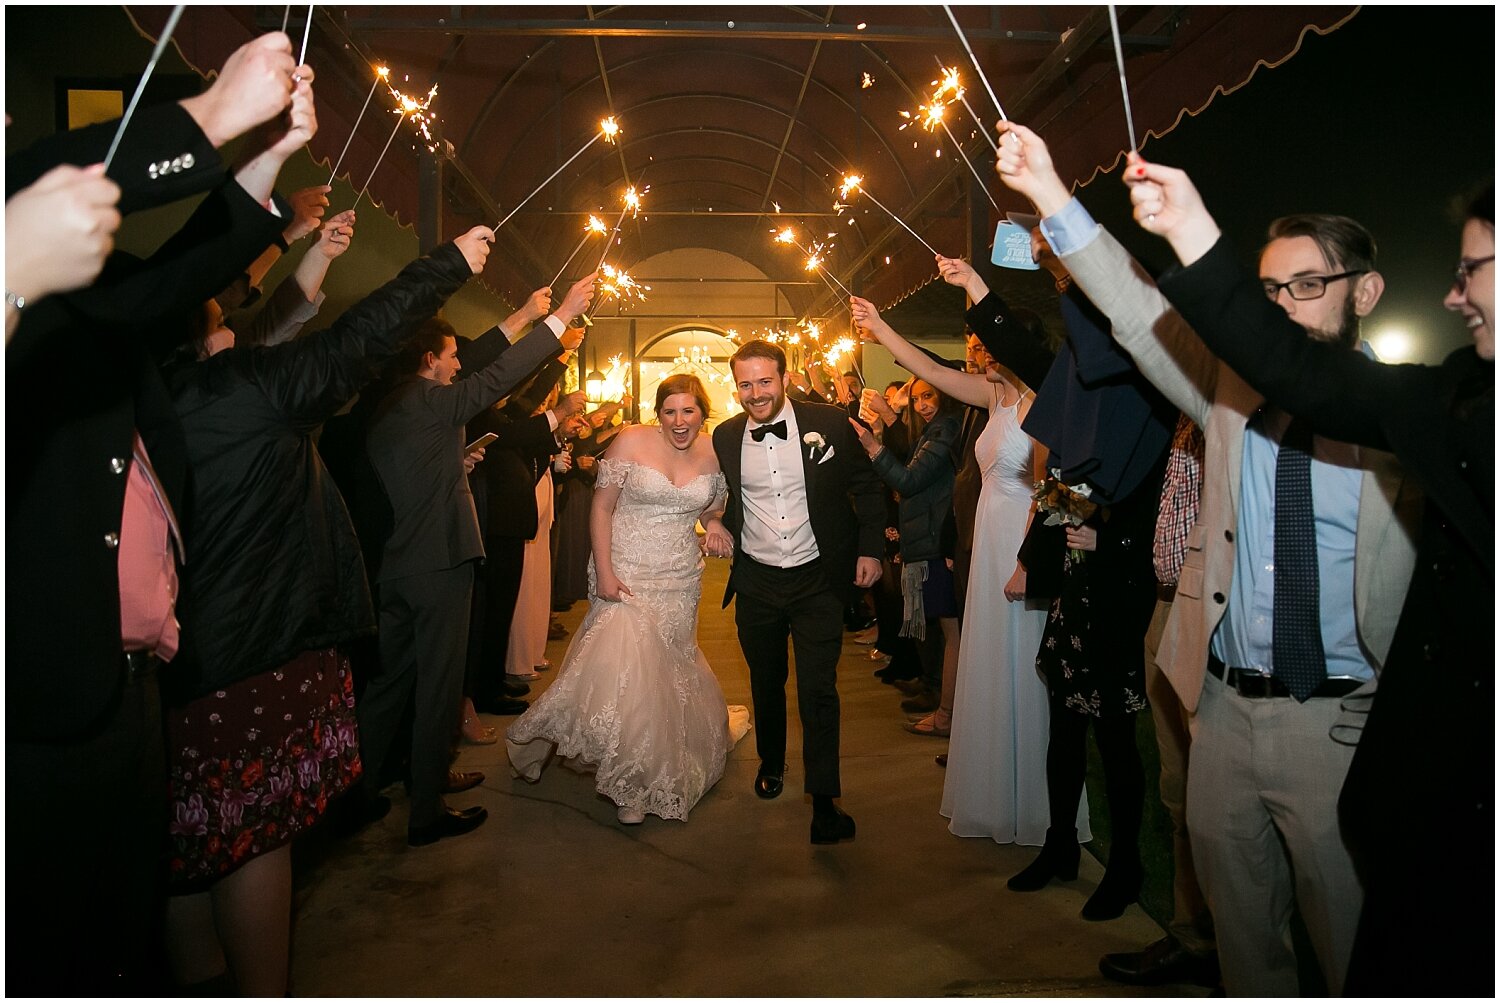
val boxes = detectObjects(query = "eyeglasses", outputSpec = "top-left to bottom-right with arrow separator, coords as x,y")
1261,270 -> 1366,302
1453,255 -> 1495,294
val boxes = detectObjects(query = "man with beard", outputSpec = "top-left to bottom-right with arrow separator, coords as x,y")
992,123 -> 1420,997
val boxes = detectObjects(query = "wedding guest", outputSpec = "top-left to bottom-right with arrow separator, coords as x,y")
1126,158 -> 1490,997
4,163 -> 120,339
6,32 -> 313,994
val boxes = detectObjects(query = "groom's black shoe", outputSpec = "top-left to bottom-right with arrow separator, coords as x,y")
754,764 -> 784,800
810,804 -> 856,845
408,805 -> 488,847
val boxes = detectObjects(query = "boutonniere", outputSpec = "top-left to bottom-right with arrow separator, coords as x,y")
804,431 -> 836,465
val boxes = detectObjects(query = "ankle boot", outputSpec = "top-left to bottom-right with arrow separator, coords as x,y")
1081,853 -> 1142,920
1007,827 -> 1080,891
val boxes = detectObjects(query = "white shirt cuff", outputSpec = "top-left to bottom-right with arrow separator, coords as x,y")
543,315 -> 566,337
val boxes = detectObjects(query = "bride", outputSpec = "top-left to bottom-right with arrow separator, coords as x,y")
506,374 -> 749,824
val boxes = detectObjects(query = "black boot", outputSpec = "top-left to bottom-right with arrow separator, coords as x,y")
1007,827 -> 1080,891
1081,853 -> 1142,920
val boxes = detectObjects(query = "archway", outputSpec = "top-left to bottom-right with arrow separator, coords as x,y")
637,326 -> 741,431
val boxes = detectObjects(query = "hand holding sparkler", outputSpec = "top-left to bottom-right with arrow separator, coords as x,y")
180,32 -> 297,149
1124,157 -> 1220,265
993,122 -> 1072,217
311,209 -> 356,260
935,254 -> 990,303
231,67 -> 316,204
518,286 -> 553,326
849,295 -> 893,344
283,185 -> 332,241
453,225 -> 496,274
554,272 -> 599,329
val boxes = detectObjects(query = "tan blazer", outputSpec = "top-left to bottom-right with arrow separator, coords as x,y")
1060,228 -> 1420,713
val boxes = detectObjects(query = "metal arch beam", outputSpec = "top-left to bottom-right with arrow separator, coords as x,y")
339,14 -> 1172,47
473,45 -> 921,203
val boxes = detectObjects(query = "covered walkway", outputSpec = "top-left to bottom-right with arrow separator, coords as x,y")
288,560 -> 1202,997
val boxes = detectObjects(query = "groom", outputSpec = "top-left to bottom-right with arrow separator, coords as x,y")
711,340 -> 885,844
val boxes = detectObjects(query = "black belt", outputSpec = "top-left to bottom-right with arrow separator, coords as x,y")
122,649 -> 160,682
1206,654 -> 1362,700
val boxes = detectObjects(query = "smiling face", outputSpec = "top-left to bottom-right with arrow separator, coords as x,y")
733,356 -> 789,424
1444,217 -> 1495,360
658,392 -> 705,450
910,379 -> 941,423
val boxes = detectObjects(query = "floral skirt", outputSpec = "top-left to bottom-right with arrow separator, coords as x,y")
166,646 -> 361,892
1035,551 -> 1152,718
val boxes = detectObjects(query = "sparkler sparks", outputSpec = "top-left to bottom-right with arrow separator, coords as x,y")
597,263 -> 650,306
833,174 -> 940,257
600,116 -> 621,144
385,79 -> 440,151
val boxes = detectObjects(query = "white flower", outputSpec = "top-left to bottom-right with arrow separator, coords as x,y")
803,432 -> 826,449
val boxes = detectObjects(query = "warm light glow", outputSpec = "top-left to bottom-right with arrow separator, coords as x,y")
598,262 -> 650,305
385,80 -> 440,150
774,227 -> 797,245
933,66 -> 964,103
838,174 -> 863,200
1370,326 -> 1418,363
805,252 -> 824,273
600,116 -> 621,143
376,65 -> 390,79
861,71 -> 874,88
622,185 -> 646,218
585,214 -> 608,234
919,101 -> 947,132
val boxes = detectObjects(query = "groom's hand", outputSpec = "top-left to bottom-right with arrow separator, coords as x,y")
854,556 -> 881,589
702,519 -> 734,558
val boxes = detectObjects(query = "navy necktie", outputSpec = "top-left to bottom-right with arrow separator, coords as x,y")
750,420 -> 787,442
1271,416 -> 1327,702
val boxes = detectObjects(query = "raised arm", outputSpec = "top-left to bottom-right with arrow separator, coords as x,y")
849,295 -> 991,408
249,236 -> 477,425
994,121 -> 1217,426
856,412 -> 961,497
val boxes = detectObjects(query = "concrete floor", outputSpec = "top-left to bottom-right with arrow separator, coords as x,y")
289,560 -> 1209,997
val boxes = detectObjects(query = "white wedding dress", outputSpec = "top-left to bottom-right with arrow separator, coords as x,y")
941,384 -> 1091,845
506,457 -> 750,820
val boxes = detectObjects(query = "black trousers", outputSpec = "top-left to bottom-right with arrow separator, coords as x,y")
465,535 -> 526,706
359,562 -> 474,827
8,664 -> 168,995
731,555 -> 844,797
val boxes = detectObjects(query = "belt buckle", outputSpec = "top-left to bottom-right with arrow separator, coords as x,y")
1230,668 -> 1277,699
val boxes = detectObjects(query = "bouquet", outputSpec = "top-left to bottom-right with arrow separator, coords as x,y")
1032,473 -> 1099,562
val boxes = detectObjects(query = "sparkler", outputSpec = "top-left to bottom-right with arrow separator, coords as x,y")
297,4 -> 314,67
385,79 -> 440,150
326,65 -> 390,185
550,215 -> 610,288
594,184 -> 647,274
492,117 -> 622,235
1106,5 -> 1139,153
596,263 -> 650,306
929,59 -> 1000,156
773,227 -> 852,298
104,5 -> 185,170
942,6 -> 1012,128
350,106 -> 407,210
902,88 -> 999,210
835,175 -> 940,257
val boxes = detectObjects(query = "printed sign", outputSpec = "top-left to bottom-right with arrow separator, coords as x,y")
991,220 -> 1039,270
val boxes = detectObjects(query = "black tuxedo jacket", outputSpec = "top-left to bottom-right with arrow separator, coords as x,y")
711,398 -> 885,607
5,108 -> 287,740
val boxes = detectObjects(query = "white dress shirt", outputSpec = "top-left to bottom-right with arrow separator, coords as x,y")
740,401 -> 819,567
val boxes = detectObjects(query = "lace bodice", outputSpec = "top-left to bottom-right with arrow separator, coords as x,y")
594,458 -> 727,592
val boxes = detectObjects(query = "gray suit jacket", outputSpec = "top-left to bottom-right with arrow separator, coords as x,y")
1060,226 -> 1420,714
367,321 -> 563,584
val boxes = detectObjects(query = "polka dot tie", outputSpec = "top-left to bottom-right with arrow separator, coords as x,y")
1271,417 -> 1327,702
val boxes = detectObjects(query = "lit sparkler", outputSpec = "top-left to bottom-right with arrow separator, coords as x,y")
834,175 -> 940,257
594,184 -> 649,273
773,226 -> 853,298
904,67 -> 1000,210
327,64 -> 391,185
597,263 -> 650,306
551,214 -> 610,288
385,79 -> 440,151
494,116 -> 623,234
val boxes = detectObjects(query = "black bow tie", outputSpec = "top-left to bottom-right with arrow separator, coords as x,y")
750,419 -> 788,442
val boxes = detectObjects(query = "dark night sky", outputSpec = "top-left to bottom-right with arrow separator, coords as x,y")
1071,5 -> 1496,364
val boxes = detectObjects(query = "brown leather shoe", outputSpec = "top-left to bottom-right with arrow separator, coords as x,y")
443,769 -> 485,794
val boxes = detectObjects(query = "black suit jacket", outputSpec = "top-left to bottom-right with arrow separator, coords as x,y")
365,321 -> 563,584
5,111 -> 284,741
711,398 -> 885,607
